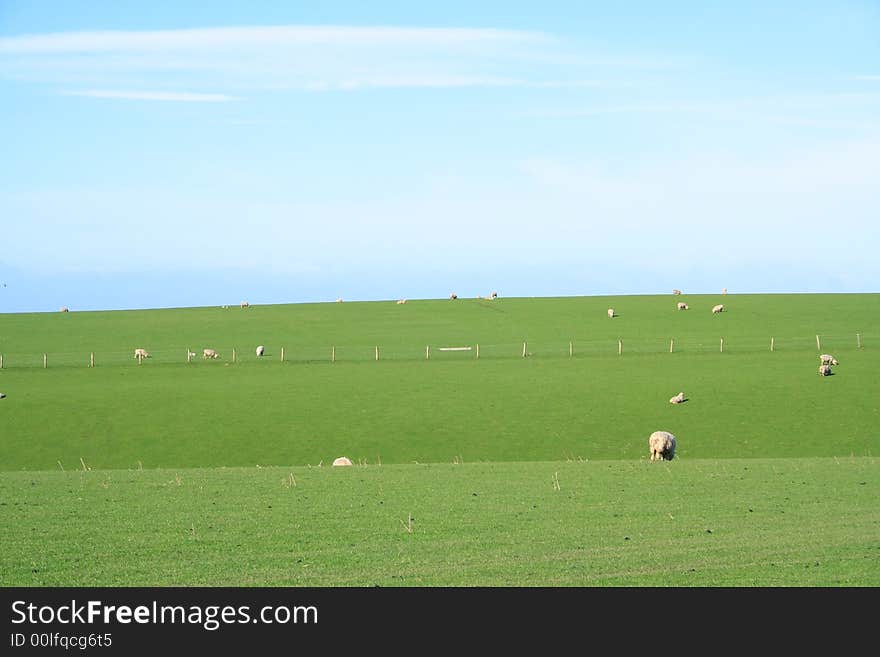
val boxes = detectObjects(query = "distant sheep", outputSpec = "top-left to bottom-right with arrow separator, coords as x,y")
819,354 -> 838,366
712,304 -> 724,314
59,306 -> 69,313
677,302 -> 688,310
0,392 -> 6,399
607,308 -> 616,318
240,300 -> 249,309
133,348 -> 150,359
396,299 -> 407,305
649,431 -> 677,461
256,345 -> 265,357
490,291 -> 498,299
336,297 -> 343,303
450,293 -> 458,300
722,288 -> 728,295
672,289 -> 682,295
818,364 -> 833,376
669,392 -> 685,404
332,456 -> 353,467
203,348 -> 219,359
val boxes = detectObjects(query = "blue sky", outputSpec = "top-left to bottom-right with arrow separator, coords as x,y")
1,1 -> 878,312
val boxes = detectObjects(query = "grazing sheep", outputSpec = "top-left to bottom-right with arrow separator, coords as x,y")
450,293 -> 458,300
133,348 -> 150,359
818,364 -> 833,376
819,354 -> 838,366
490,291 -> 498,299
607,308 -> 616,318
396,299 -> 407,305
712,304 -> 724,314
677,302 -> 688,310
0,392 -> 6,399
256,345 -> 265,357
59,306 -> 69,313
240,300 -> 249,309
672,289 -> 682,295
336,297 -> 343,303
722,288 -> 728,295
669,392 -> 685,404
649,431 -> 677,461
332,456 -> 353,467
203,348 -> 219,359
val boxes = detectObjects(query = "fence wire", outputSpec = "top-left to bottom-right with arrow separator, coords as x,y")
0,332 -> 872,370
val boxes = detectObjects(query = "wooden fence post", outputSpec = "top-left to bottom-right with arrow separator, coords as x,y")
669,338 -> 674,353
375,346 -> 379,361
857,333 -> 862,349
232,348 -> 237,364
618,339 -> 622,356
720,337 -> 724,353
569,341 -> 573,357
426,345 -> 430,360
332,346 -> 336,363
476,344 -> 480,359
90,352 -> 94,368
43,353 -> 47,368
187,349 -> 192,363
0,354 -> 3,369
281,347 -> 285,362
522,341 -> 527,358
816,335 -> 821,352
770,337 -> 775,352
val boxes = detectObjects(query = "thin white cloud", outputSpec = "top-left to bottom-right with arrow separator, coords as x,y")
853,74 -> 880,81
62,89 -> 238,102
0,24 -> 643,93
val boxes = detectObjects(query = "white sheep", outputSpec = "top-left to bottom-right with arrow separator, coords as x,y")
819,354 -> 838,366
649,431 -> 677,461
332,456 -> 353,467
607,308 -> 616,318
669,392 -> 685,404
133,348 -> 150,359
396,299 -> 407,305
712,304 -> 724,314
59,306 -> 69,313
203,348 -> 220,359
0,392 -> 6,399
256,345 -> 265,357
241,300 -> 249,309
672,289 -> 682,295
336,297 -> 343,303
818,364 -> 833,376
677,302 -> 688,310
450,293 -> 458,300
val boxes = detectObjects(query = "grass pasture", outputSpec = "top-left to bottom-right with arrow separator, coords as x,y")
1,293 -> 878,586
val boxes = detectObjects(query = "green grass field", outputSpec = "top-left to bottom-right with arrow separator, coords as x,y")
1,293 -> 878,585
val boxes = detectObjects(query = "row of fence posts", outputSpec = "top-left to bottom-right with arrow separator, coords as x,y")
0,333 -> 866,369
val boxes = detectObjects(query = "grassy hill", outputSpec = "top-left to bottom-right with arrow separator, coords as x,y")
1,293 -> 877,585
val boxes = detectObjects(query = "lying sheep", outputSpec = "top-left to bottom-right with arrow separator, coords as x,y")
256,345 -> 265,357
649,431 -> 677,461
396,299 -> 407,305
712,304 -> 724,314
818,364 -> 833,376
669,392 -> 685,404
607,308 -> 615,318
672,289 -> 682,295
677,302 -> 688,310
819,354 -> 838,366
203,348 -> 219,359
0,392 -> 6,399
332,456 -> 353,467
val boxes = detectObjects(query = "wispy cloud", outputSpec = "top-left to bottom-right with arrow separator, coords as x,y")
853,74 -> 880,81
62,89 -> 238,102
0,24 -> 644,94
